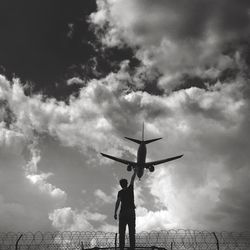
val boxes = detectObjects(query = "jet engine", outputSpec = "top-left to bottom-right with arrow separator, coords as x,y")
127,165 -> 132,171
149,165 -> 155,172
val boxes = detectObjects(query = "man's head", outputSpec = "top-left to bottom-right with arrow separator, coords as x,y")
119,178 -> 128,189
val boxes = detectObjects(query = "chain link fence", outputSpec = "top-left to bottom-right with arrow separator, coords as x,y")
0,230 -> 250,250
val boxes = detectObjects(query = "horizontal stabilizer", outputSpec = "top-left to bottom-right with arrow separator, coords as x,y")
144,138 -> 162,144
125,137 -> 142,144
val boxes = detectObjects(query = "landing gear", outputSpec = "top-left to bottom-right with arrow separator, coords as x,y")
127,165 -> 132,171
149,165 -> 155,172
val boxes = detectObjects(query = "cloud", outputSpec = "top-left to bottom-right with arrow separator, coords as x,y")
49,207 -> 89,231
141,80 -> 250,231
134,186 -> 178,232
94,189 -> 113,203
67,77 -> 85,86
95,0 -> 250,44
24,139 -> 67,201
136,208 -> 177,232
0,76 -> 69,231
26,173 -> 66,200
0,132 -> 67,231
90,0 -> 250,91
0,125 -> 25,155
49,207 -> 107,231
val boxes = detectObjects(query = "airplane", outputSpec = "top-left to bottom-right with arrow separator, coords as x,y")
101,123 -> 183,179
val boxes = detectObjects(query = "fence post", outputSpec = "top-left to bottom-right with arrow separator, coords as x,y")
115,233 -> 117,250
15,234 -> 23,250
81,241 -> 84,250
212,232 -> 220,250
171,241 -> 173,250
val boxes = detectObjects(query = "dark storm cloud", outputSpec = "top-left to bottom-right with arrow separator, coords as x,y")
131,0 -> 214,41
212,0 -> 250,37
104,0 -> 250,44
161,0 -> 249,41
0,0 -> 97,98
0,0 -> 142,100
91,0 -> 250,92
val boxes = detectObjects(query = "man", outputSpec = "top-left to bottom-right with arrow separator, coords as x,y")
114,168 -> 137,250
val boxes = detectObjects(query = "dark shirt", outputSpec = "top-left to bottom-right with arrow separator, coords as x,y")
118,184 -> 135,213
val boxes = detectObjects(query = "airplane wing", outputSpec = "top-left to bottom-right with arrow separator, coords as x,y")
145,154 -> 183,167
100,153 -> 136,166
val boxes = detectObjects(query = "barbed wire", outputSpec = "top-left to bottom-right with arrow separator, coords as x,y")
0,230 -> 250,250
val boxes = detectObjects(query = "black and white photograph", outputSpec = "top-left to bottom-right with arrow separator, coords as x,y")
0,0 -> 250,249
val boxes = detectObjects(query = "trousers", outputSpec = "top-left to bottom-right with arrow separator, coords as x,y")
119,209 -> 135,250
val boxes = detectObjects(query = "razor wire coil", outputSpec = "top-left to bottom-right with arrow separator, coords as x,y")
0,230 -> 250,250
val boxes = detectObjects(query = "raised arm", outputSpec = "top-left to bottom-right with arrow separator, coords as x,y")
130,167 -> 137,186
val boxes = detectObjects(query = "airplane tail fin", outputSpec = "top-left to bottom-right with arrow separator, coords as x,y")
125,122 -> 162,144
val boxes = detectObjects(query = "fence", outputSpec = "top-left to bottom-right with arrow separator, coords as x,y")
0,230 -> 250,250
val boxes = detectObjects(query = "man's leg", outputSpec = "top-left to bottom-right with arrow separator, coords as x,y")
128,211 -> 136,249
119,216 -> 126,250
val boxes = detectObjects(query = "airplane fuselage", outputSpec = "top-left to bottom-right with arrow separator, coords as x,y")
137,142 -> 147,179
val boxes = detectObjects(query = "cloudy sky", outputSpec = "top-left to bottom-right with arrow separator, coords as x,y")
0,0 -> 250,232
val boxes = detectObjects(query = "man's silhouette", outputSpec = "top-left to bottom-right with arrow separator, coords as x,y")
114,168 -> 137,250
